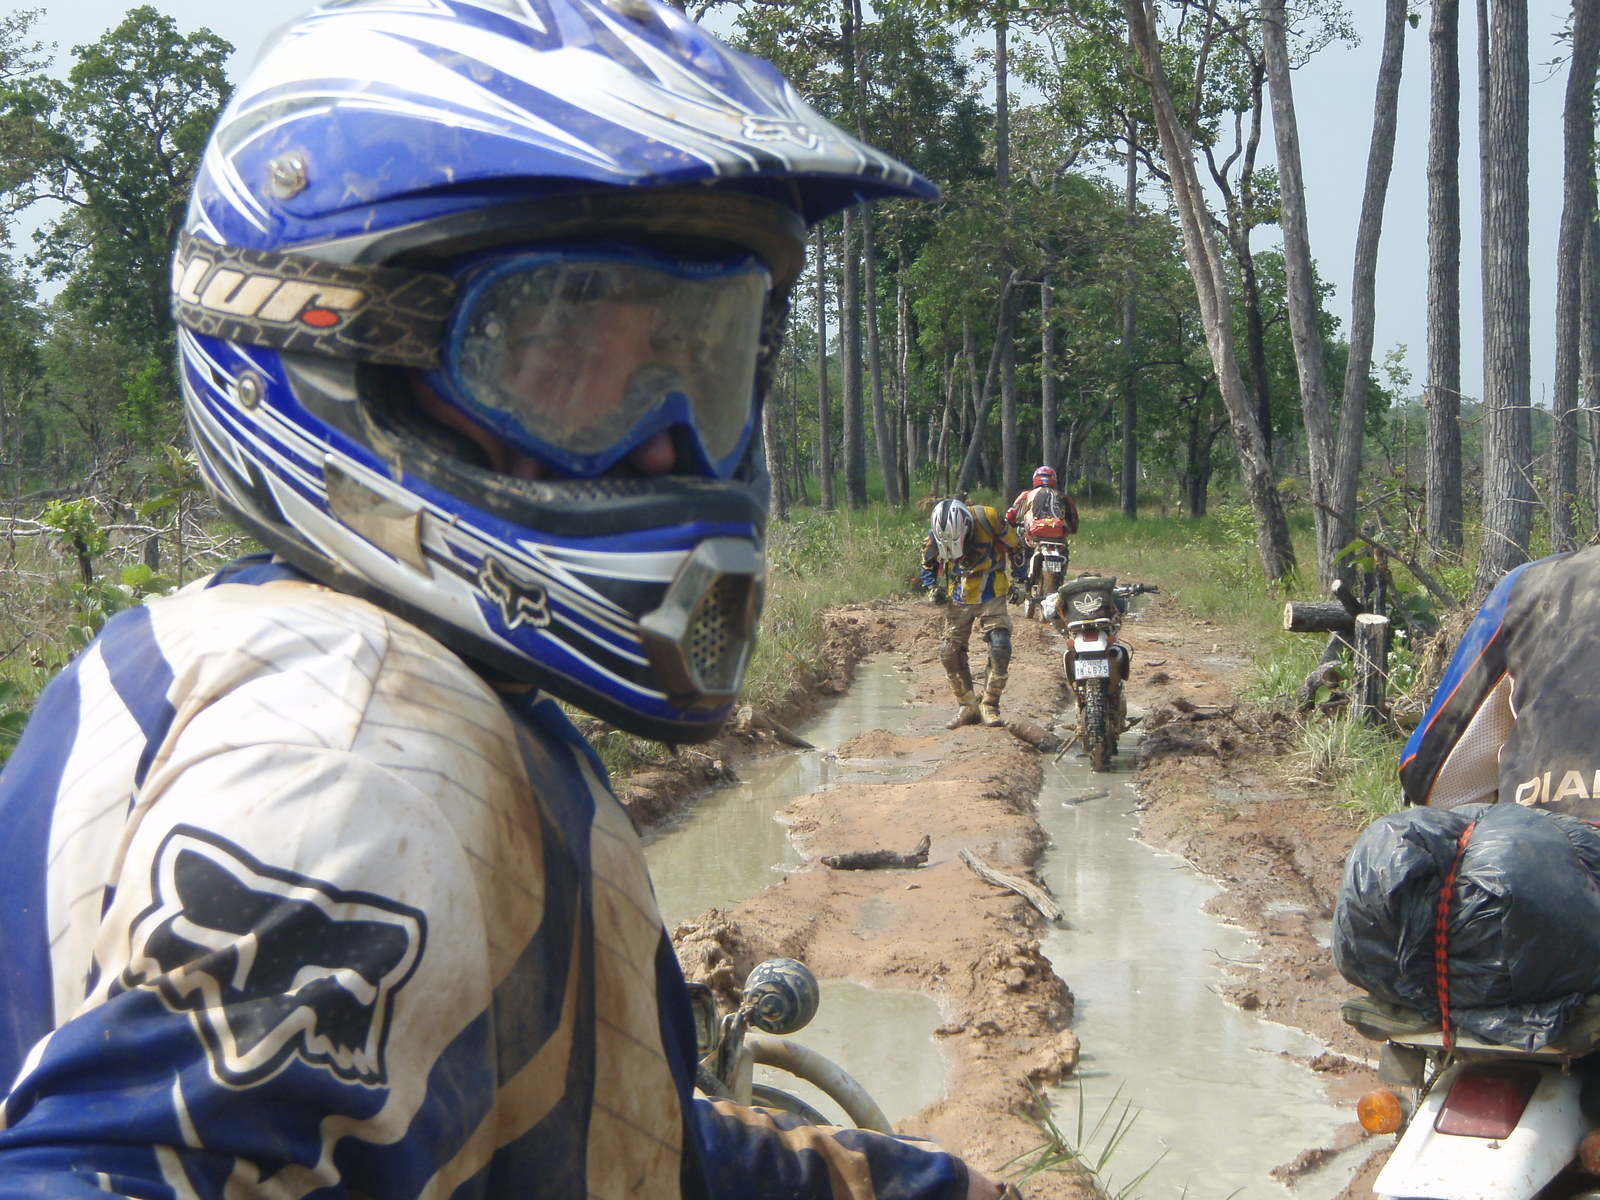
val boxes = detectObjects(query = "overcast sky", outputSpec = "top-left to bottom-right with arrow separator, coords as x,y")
23,0 -> 1573,407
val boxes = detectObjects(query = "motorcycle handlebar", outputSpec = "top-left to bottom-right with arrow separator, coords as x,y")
1113,583 -> 1160,596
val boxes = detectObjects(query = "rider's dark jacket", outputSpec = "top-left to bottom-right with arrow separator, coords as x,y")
0,557 -> 965,1200
1401,546 -> 1600,817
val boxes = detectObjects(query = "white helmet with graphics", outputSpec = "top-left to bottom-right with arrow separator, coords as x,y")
930,499 -> 972,562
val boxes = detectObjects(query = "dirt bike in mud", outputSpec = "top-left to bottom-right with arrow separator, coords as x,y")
1018,494 -> 1071,620
687,957 -> 893,1132
1345,1000 -> 1600,1200
1050,577 -> 1158,772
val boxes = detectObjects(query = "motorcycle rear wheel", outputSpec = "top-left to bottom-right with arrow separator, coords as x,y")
1082,681 -> 1111,771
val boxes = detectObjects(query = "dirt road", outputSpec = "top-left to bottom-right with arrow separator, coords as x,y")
627,579 -> 1382,1199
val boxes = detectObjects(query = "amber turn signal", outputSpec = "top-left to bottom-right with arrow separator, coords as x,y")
1578,1129 -> 1600,1175
1357,1088 -> 1406,1135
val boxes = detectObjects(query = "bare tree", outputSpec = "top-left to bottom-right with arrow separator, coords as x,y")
1261,0 -> 1337,587
1550,0 -> 1599,551
1425,0 -> 1464,561
1474,0 -> 1534,592
1122,0 -> 1293,582
814,229 -> 835,512
1330,0 -> 1409,578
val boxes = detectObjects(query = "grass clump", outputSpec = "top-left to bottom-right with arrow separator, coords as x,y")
1007,1081 -> 1162,1200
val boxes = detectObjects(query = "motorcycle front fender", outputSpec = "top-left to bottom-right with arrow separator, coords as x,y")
1374,1059 -> 1588,1200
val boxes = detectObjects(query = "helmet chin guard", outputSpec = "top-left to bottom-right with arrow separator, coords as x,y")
173,0 -> 933,742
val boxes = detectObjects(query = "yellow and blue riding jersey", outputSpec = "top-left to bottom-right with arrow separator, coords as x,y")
920,505 -> 1020,605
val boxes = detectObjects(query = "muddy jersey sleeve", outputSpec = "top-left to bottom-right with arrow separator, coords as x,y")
1399,564 -> 1527,807
695,1100 -> 966,1200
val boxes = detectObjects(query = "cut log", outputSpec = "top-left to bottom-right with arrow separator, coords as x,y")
822,834 -> 931,870
1283,601 -> 1356,633
1006,718 -> 1068,755
958,847 -> 1065,924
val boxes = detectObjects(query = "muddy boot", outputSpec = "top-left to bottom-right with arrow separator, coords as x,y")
979,672 -> 1007,727
947,689 -> 982,728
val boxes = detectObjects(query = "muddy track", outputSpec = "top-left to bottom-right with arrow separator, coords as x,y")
622,578 -> 1384,1199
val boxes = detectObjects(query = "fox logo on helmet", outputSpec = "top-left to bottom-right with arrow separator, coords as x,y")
123,827 -> 425,1089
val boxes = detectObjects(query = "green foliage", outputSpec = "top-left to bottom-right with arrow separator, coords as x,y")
1007,1080 -> 1162,1200
41,496 -> 109,561
0,678 -> 31,763
0,6 -> 231,457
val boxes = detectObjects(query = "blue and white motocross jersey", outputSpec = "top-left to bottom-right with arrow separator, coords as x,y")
0,557 -> 965,1200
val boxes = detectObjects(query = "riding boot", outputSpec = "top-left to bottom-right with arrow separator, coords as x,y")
979,671 -> 1007,727
947,688 -> 982,729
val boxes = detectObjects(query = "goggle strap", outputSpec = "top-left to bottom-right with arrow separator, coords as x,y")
171,233 -> 456,368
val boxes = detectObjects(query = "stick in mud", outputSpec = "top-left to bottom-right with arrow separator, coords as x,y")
821,834 -> 931,870
958,847 -> 1066,924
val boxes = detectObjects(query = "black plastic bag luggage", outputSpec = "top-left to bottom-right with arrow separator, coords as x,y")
1332,802 -> 1600,1050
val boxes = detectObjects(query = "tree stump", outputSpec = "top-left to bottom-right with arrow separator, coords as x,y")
1352,612 -> 1391,724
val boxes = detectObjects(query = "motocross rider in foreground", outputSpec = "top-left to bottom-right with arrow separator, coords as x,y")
920,498 -> 1021,729
1400,545 -> 1600,816
0,2 -> 1008,1197
1004,465 -> 1079,587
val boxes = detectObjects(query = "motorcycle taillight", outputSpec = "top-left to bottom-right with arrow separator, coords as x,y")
1433,1065 -> 1541,1138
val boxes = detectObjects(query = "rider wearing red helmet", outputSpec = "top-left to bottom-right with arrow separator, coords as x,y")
1006,466 -> 1079,585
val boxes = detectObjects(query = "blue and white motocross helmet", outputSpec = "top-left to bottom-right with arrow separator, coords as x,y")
173,0 -> 934,743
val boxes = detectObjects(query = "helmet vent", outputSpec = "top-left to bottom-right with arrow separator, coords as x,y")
688,576 -> 744,692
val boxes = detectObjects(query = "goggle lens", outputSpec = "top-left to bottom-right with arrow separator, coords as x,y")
437,246 -> 770,477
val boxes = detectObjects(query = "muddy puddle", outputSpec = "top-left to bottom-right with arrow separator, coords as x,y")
644,654 -> 1361,1197
1036,754 -> 1360,1200
644,656 -> 946,1125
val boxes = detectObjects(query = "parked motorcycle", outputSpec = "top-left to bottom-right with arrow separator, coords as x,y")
1345,999 -> 1600,1200
688,957 -> 893,1132
1052,577 -> 1157,771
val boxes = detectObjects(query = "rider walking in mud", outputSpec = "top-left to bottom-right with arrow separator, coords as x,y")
921,497 -> 1021,729
0,3 -> 1008,1198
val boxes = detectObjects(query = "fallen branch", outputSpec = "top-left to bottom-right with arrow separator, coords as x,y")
822,834 -> 931,871
959,847 -> 1065,924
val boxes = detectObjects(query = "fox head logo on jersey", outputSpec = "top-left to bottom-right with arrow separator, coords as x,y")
123,827 -> 426,1089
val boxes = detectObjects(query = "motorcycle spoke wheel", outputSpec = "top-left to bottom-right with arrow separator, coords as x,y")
1084,682 -> 1111,772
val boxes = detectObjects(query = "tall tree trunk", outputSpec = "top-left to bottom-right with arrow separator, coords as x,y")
863,208 -> 899,506
1332,0 -> 1408,580
1120,131 -> 1139,520
1263,0 -> 1338,587
764,360 -> 789,522
1123,0 -> 1294,582
815,228 -> 835,512
840,208 -> 867,508
1584,206 -> 1600,525
1475,0 -> 1534,592
1040,270 -> 1056,472
897,268 -> 915,501
1425,0 -> 1464,560
955,272 -> 1020,496
995,18 -> 1018,501
1550,0 -> 1599,552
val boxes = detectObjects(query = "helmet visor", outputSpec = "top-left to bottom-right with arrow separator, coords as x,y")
434,245 -> 770,477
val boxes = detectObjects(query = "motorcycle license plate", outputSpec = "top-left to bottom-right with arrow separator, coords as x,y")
1074,658 -> 1110,680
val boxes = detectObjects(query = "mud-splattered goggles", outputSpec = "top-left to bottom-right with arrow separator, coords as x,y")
425,244 -> 771,479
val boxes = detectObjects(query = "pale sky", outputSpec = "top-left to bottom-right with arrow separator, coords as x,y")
20,1 -> 1574,408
